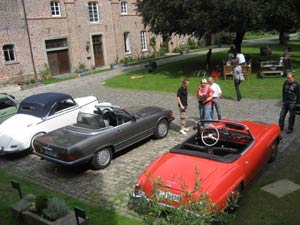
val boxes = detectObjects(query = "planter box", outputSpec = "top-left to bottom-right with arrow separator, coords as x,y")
10,194 -> 34,220
22,210 -> 86,225
11,196 -> 87,225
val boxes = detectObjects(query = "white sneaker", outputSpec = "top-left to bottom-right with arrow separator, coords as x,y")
179,129 -> 187,135
183,128 -> 189,132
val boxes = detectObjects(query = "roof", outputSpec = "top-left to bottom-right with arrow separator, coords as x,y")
17,92 -> 73,117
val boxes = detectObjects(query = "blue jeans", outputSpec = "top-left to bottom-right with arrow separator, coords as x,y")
199,104 -> 212,127
211,97 -> 222,120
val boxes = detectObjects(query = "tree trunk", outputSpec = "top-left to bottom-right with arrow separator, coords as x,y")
279,31 -> 285,45
233,31 -> 245,53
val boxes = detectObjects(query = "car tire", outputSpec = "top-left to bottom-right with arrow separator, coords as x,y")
91,147 -> 112,170
153,119 -> 169,139
30,132 -> 46,152
269,140 -> 279,162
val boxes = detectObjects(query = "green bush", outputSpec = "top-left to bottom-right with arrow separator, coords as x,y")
135,168 -> 231,225
44,197 -> 69,221
34,195 -> 48,215
187,37 -> 198,49
75,63 -> 88,73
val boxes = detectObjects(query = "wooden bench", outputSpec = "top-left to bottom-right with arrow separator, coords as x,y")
259,61 -> 284,77
223,65 -> 251,80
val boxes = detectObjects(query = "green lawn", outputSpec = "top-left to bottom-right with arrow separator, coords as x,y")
229,149 -> 300,225
105,40 -> 300,100
0,170 -> 144,225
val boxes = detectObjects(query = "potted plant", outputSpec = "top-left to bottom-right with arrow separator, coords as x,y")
23,195 -> 71,225
11,194 -> 80,225
75,63 -> 89,77
40,63 -> 52,80
110,57 -> 119,69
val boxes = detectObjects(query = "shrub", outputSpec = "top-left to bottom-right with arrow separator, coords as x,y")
40,63 -> 51,80
31,195 -> 69,221
134,167 -> 232,225
44,197 -> 69,221
75,63 -> 88,73
33,195 -> 48,215
187,37 -> 198,49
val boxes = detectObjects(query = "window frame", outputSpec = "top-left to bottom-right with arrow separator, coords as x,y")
141,31 -> 148,51
88,2 -> 100,23
124,32 -> 131,54
121,1 -> 128,15
3,44 -> 16,62
50,1 -> 61,17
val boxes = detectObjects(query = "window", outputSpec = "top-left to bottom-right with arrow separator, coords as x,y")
88,2 -> 100,23
121,2 -> 128,14
50,1 -> 61,16
50,98 -> 76,115
0,97 -> 17,110
124,32 -> 131,53
3,45 -> 15,62
45,38 -> 68,49
141,31 -> 147,51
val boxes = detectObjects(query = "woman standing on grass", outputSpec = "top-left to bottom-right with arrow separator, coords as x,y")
232,60 -> 243,101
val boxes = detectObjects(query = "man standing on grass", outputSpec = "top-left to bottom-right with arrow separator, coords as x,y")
177,78 -> 189,135
279,72 -> 300,134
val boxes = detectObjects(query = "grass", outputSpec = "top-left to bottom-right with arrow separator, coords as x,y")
244,31 -> 277,40
104,40 -> 300,100
0,170 -> 144,225
229,149 -> 300,225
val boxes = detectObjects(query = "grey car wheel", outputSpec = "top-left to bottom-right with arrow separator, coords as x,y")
153,119 -> 169,139
91,147 -> 112,170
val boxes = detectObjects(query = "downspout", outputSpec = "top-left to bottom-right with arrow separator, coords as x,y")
21,0 -> 37,79
110,0 -> 118,64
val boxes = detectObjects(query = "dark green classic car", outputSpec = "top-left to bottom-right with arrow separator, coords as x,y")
0,93 -> 19,124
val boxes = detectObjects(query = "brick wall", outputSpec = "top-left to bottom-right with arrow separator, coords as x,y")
0,0 -> 182,84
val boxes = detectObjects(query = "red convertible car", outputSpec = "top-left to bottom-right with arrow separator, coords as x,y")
132,119 -> 281,212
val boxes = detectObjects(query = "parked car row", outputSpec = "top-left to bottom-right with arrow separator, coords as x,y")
0,93 -> 19,124
0,91 -> 281,215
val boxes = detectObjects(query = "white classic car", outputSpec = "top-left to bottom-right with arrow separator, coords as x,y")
0,92 -> 99,155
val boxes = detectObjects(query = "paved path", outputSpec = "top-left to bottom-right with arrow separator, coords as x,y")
0,45 -> 299,221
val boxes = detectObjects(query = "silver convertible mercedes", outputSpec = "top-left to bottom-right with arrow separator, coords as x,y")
33,103 -> 174,170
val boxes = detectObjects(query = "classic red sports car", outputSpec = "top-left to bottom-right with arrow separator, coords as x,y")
132,119 -> 281,212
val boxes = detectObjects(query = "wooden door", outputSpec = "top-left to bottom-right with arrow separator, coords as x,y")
93,43 -> 104,67
47,50 -> 70,76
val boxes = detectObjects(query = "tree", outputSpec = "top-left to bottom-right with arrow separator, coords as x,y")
136,0 -> 263,52
260,0 -> 299,44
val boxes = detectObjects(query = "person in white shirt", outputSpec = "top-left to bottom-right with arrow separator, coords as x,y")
236,52 -> 246,65
208,77 -> 222,120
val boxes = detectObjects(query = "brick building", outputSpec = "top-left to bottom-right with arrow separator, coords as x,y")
0,0 -> 183,85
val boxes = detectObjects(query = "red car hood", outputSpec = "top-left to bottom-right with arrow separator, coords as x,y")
141,152 -> 236,195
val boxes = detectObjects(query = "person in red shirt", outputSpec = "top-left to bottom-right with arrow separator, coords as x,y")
196,78 -> 214,127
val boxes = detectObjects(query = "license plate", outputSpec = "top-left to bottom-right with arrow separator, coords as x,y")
155,189 -> 181,202
42,147 -> 58,158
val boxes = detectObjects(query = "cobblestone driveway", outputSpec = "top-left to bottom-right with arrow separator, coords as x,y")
0,53 -> 299,219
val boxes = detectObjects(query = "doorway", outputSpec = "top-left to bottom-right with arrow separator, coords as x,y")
92,35 -> 104,67
45,38 -> 70,76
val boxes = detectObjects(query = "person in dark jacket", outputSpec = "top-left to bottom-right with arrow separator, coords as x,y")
177,78 -> 190,135
279,72 -> 300,134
